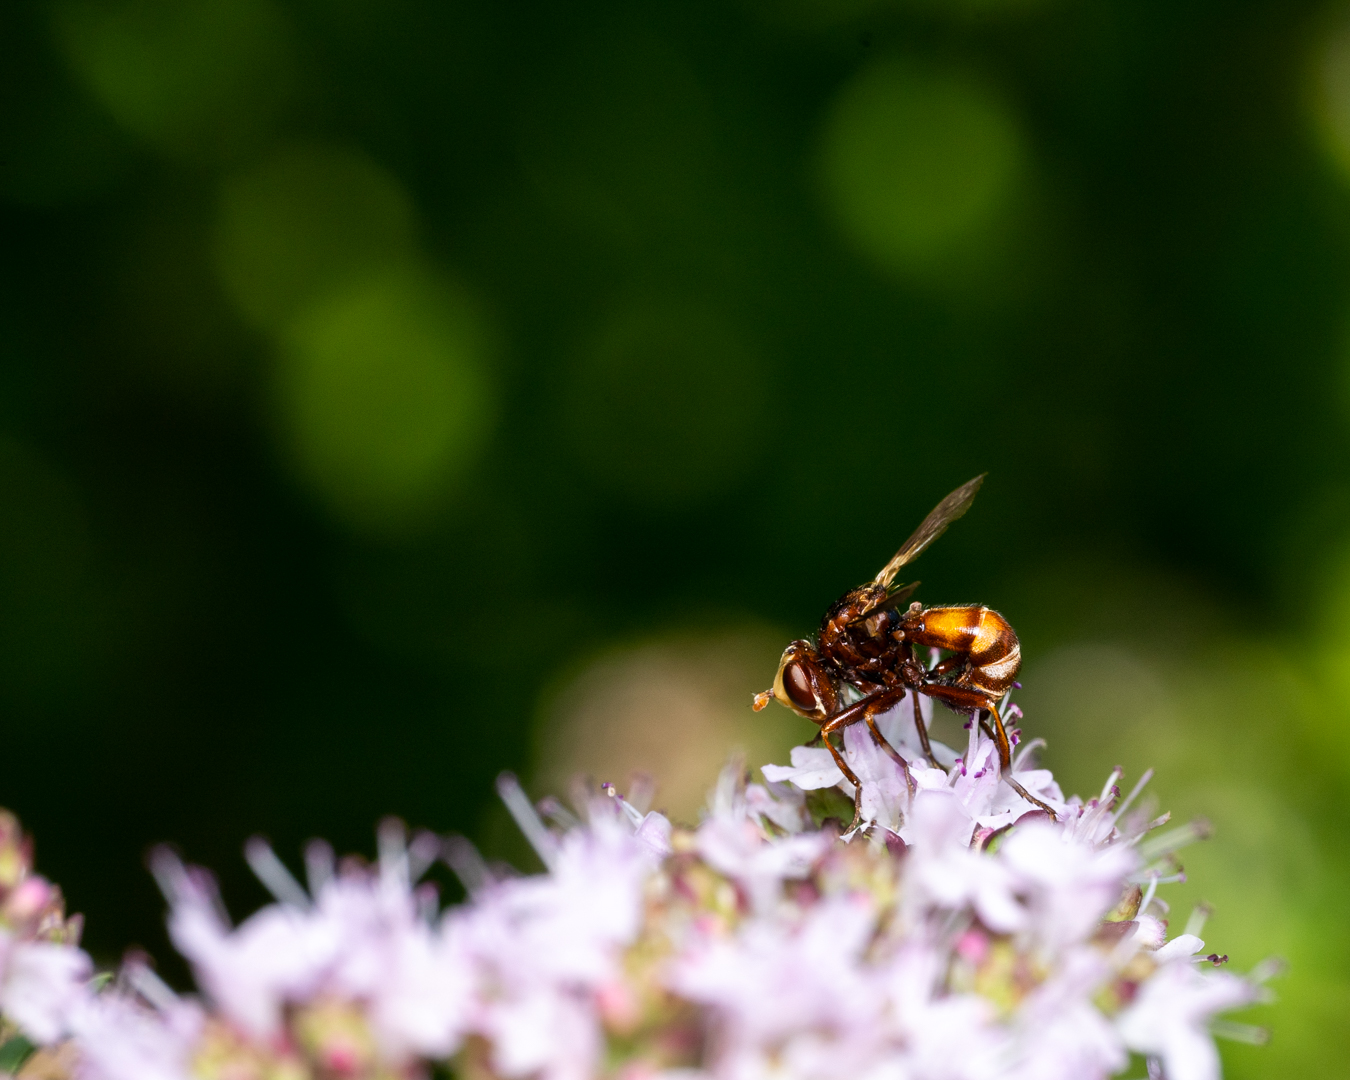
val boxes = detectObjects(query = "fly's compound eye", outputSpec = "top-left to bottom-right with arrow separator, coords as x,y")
780,659 -> 818,713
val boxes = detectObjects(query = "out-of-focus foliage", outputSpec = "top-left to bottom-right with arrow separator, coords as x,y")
3,0 -> 1350,1071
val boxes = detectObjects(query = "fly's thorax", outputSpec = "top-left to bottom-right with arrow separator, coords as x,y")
819,583 -> 888,639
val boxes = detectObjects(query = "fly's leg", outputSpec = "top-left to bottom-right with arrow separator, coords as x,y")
819,686 -> 916,816
819,732 -> 864,832
929,653 -> 966,678
899,651 -> 943,770
911,689 -> 941,771
865,716 -> 917,796
917,684 -> 1057,820
985,699 -> 1057,819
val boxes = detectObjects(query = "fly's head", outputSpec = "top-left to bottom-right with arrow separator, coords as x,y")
753,639 -> 839,723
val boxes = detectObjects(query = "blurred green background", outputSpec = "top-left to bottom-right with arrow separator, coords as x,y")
3,0 -> 1350,1071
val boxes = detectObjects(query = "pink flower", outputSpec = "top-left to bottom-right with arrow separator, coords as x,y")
1116,957 -> 1260,1080
0,938 -> 91,1044
68,992 -> 201,1080
999,821 -> 1139,948
0,688 -> 1265,1080
155,836 -> 473,1062
695,814 -> 830,915
904,791 -> 1026,932
670,894 -> 887,1080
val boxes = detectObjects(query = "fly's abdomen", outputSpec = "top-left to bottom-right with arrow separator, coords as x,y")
906,605 -> 1021,695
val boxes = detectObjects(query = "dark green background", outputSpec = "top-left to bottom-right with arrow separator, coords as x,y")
3,0 -> 1350,1072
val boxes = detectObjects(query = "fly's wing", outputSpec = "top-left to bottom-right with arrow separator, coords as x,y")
874,474 -> 985,590
877,580 -> 922,610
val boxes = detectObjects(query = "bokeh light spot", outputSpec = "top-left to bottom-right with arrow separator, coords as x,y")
214,144 -> 417,332
276,272 -> 494,536
1311,11 -> 1350,182
533,628 -> 803,822
0,436 -> 94,703
745,0 -> 1048,33
561,299 -> 767,508
517,27 -> 715,244
55,0 -> 296,161
0,74 -> 132,207
819,58 -> 1026,278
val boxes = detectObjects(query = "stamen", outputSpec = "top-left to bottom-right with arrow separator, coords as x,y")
626,772 -> 657,814
1204,953 -> 1228,966
496,772 -> 560,871
414,882 -> 440,923
122,959 -> 179,1013
407,830 -> 442,883
1184,902 -> 1212,938
378,817 -> 410,884
443,835 -> 492,897
1097,767 -> 1124,807
1112,768 -> 1153,825
1011,737 -> 1046,772
304,839 -> 335,896
605,785 -> 646,828
1138,873 -> 1159,917
149,850 -> 232,926
536,796 -> 581,831
244,838 -> 311,908
147,846 -> 189,904
1209,1019 -> 1268,1045
1137,818 -> 1212,860
1248,956 -> 1288,983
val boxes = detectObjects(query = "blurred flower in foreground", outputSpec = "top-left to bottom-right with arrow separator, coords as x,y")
0,691 -> 1269,1080
0,811 -> 88,1052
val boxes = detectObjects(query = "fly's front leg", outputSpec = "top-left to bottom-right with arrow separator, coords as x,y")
917,684 -> 1057,820
820,686 -> 915,798
819,731 -> 864,833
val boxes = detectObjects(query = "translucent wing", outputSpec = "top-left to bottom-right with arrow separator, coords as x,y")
874,475 -> 985,590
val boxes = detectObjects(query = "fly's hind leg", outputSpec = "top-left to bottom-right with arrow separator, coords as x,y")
918,684 -> 1057,820
911,689 -> 941,770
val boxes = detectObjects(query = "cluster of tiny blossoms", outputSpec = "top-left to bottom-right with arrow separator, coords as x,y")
0,690 -> 1271,1080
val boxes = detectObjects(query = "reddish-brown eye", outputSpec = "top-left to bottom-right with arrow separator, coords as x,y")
783,661 -> 816,711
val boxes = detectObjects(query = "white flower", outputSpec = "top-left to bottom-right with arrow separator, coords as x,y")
1001,948 -> 1126,1080
68,992 -> 201,1080
0,685 -> 1265,1080
762,713 -> 1067,840
670,894 -> 887,1080
1116,958 -> 1259,1080
695,814 -> 830,915
0,938 -> 91,1044
458,796 -> 666,1080
166,885 -> 330,1037
156,835 -> 474,1062
999,821 -> 1139,948
904,790 -> 1026,932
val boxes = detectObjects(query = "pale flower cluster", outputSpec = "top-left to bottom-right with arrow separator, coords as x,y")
0,690 -> 1269,1080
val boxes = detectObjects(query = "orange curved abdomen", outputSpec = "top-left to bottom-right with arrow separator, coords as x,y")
906,605 -> 1022,695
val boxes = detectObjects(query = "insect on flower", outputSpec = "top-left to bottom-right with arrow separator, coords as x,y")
754,475 -> 1054,829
